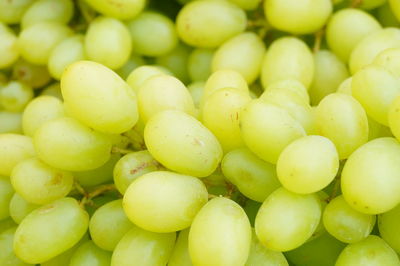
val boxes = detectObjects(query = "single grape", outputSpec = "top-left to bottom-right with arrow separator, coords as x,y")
9,193 -> 39,224
168,228 -> 191,266
0,177 -> 14,220
12,59 -> 51,89
85,0 -> 146,20
126,65 -> 170,92
0,111 -> 22,134
0,0 -> 35,24
188,48 -> 214,82
0,81 -> 34,112
0,23 -> 19,69
69,240 -> 111,266
0,227 -> 32,266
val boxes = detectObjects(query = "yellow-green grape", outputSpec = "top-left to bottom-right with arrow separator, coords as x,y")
352,65 -> 400,126
123,171 -> 208,233
137,74 -> 196,123
336,77 -> 352,95
387,96 -> 400,141
156,42 -> 191,84
255,187 -> 321,252
168,228 -> 191,266
116,54 -> 145,79
126,65 -> 170,92
187,81 -> 205,108
373,47 -> 400,77
240,100 -> 306,164
189,197 -> 251,266
0,0 -> 34,24
111,226 -> 176,266
70,241 -> 111,266
379,204 -> 400,253
264,79 -> 310,104
85,16 -> 132,70
326,8 -> 381,62
378,3 -> 400,27
261,37 -> 314,89
0,23 -> 19,69
341,137 -> 400,214
14,198 -> 89,264
0,178 -> 13,220
48,35 -> 85,80
212,32 -> 265,84
40,83 -> 62,99
127,11 -> 177,56
0,218 -> 16,234
336,235 -> 400,266
34,117 -> 112,171
12,60 -> 51,89
18,22 -> 72,65
202,88 -> 251,152
368,116 -> 393,140
0,227 -> 32,266
315,93 -> 369,159
349,28 -> 400,74
0,134 -> 35,176
277,136 -> 339,194
246,230 -> 288,266
229,0 -> 262,10
85,0 -> 145,20
9,193 -> 39,224
89,199 -> 133,251
176,0 -> 246,48
145,110 -> 222,177
21,0 -> 73,29
61,60 -> 138,134
0,81 -> 33,112
309,50 -> 349,105
0,111 -> 22,134
188,48 -> 214,82
11,157 -> 73,205
359,0 -> 386,9
389,0 -> 400,21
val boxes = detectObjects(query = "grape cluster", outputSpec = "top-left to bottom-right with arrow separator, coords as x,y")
1,0 -> 400,265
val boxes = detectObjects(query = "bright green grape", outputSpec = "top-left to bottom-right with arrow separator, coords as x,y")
0,0 -> 35,24
168,228 -> 192,266
85,0 -> 145,20
0,227 -> 32,266
378,204 -> 400,253
0,81 -> 33,112
0,177 -> 13,220
116,54 -> 145,79
69,240 -> 111,266
126,65 -> 170,92
0,111 -> 22,134
9,193 -> 39,224
12,59 -> 51,89
374,47 -> 400,77
188,48 -> 214,82
0,23 -> 19,69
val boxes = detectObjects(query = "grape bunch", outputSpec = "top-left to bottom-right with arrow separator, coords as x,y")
2,0 -> 400,265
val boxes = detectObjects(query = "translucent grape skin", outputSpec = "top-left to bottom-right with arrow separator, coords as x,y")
378,204 -> 400,253
126,65 -> 170,93
69,240 -> 111,266
188,48 -> 214,82
0,227 -> 32,266
85,0 -> 146,20
12,59 -> 51,89
168,228 -> 192,266
0,177 -> 14,220
9,193 -> 39,224
0,0 -> 35,24
373,48 -> 400,78
0,111 -> 22,134
0,81 -> 34,112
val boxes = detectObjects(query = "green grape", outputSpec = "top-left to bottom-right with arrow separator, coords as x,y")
0,111 -> 22,134
373,47 -> 400,77
0,133 -> 35,176
221,148 -> 280,202
326,8 -> 382,62
228,0 -> 262,10
0,81 -> 33,112
0,178 -> 13,220
0,23 -> 19,69
156,43 -> 191,84
14,197 -> 89,264
116,54 -> 145,80
359,0 -> 386,9
123,171 -> 208,233
240,99 -> 306,164
368,116 -> 393,140
309,50 -> 349,105
21,0 -> 74,29
349,28 -> 400,74
0,227 -> 32,266
378,3 -> 400,27
202,88 -> 251,152
85,16 -> 132,70
389,0 -> 400,21
188,48 -> 214,82
61,60 -> 139,134
187,81 -> 205,108
70,240 -> 111,266
336,77 -> 352,95
40,82 -> 62,99
127,11 -> 177,56
189,197 -> 251,266
85,0 -> 145,20
9,193 -> 39,224
341,137 -> 400,214
168,229 -> 192,266
335,235 -> 400,266
12,59 -> 51,89
18,22 -> 72,65
126,65 -> 170,92
387,96 -> 400,141
111,226 -> 176,266
212,32 -> 265,84
10,157 -> 73,205
176,0 -> 246,48
48,35 -> 86,80
0,0 -> 35,24
0,218 -> 17,234
378,204 -> 400,253
144,110 -> 222,177
261,37 -> 314,89
255,187 -> 321,252
315,93 -> 369,159
352,65 -> 400,126
34,117 -> 112,171
113,150 -> 160,194
264,79 -> 310,104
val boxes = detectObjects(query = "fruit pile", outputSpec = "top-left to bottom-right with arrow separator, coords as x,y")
2,0 -> 400,265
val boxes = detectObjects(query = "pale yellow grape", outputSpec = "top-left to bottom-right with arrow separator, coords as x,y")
240,100 -> 306,164
264,79 -> 310,104
229,0 -> 262,10
123,171 -> 208,233
378,3 -> 400,27
156,42 -> 191,84
85,0 -> 145,20
349,28 -> 400,74
255,187 -> 321,252
264,0 -> 332,34
187,81 -> 205,108
0,0 -> 34,24
189,197 -> 251,266
14,198 -> 89,264
137,74 -> 196,123
390,0 -> 400,21
326,8 -> 381,62
145,110 -> 222,177
168,228 -> 192,266
85,16 -> 132,69
188,48 -> 214,82
48,35 -> 85,80
202,88 -> 251,152
360,0 -> 386,9
212,32 -> 265,84
373,47 -> 400,77
0,111 -> 22,134
336,235 -> 400,266
34,117 -> 111,171
126,65 -> 170,92
0,134 -> 35,176
0,23 -> 19,69
261,37 -> 314,89
69,240 -> 111,266
9,193 -> 39,224
336,77 -> 352,95
12,59 -> 51,89
0,81 -> 33,112
21,0 -> 73,29
379,204 -> 400,253
111,227 -> 176,266
18,22 -> 72,65
40,83 -> 62,99
0,227 -> 32,266
0,178 -> 13,220
352,64 -> 400,126
61,60 -> 138,134
116,54 -> 145,79
341,137 -> 400,214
